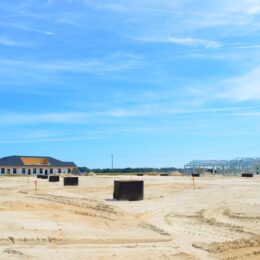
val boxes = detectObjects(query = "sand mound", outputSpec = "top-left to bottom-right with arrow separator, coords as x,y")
169,171 -> 183,176
87,172 -> 96,176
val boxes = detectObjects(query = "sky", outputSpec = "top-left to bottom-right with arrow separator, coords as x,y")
0,0 -> 260,168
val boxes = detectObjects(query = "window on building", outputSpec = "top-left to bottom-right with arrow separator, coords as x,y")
33,168 -> 37,174
58,168 -> 61,173
50,168 -> 53,174
1,168 -> 5,174
13,168 -> 17,174
22,168 -> 26,174
39,168 -> 43,174
68,168 -> 71,173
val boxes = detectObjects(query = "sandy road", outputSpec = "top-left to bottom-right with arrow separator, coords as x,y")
0,175 -> 259,259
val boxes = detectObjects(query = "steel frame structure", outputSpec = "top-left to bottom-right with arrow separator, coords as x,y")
184,157 -> 260,175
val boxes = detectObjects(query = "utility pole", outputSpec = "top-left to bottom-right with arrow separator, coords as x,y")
111,154 -> 114,170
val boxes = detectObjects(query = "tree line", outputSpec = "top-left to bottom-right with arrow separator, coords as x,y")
78,167 -> 181,173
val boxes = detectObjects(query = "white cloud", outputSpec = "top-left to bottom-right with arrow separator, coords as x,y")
0,22 -> 56,36
0,134 -> 102,144
0,112 -> 90,125
1,105 -> 259,126
45,0 -> 54,6
0,110 -> 146,125
0,35 -> 32,47
0,36 -> 16,46
238,0 -> 260,15
164,37 -> 222,49
224,67 -> 260,101
0,53 -> 141,86
79,0 -> 260,26
0,110 -> 142,125
169,37 -> 221,48
78,0 -> 180,12
132,29 -> 223,48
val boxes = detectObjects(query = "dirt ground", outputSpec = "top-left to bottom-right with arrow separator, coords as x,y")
0,175 -> 259,260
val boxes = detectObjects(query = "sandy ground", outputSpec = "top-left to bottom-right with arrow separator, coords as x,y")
0,175 -> 259,260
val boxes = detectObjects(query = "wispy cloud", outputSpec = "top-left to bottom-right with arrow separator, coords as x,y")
187,66 -> 260,102
0,111 -> 135,125
0,133 -> 104,144
0,53 -> 141,90
1,105 -> 260,126
0,36 -> 17,46
0,21 -> 55,36
135,36 -> 222,49
0,2 -> 81,28
0,112 -> 90,125
45,0 -> 54,7
168,37 -> 222,48
0,110 -> 145,125
0,126 -> 179,144
81,0 -> 260,14
0,35 -> 32,47
224,66 -> 260,101
186,44 -> 260,61
79,0 -> 260,26
0,53 -> 140,75
238,0 -> 260,15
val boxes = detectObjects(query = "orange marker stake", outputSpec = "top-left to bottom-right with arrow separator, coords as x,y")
34,179 -> 37,191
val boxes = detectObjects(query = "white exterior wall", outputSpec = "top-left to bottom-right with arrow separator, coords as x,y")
0,167 -> 74,174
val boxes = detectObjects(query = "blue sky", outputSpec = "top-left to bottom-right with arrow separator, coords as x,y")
0,0 -> 260,168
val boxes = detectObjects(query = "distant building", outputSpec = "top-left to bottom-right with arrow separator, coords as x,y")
0,156 -> 77,175
184,157 -> 260,175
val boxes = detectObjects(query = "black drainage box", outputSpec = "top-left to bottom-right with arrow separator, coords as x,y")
113,180 -> 143,201
64,177 -> 78,186
160,174 -> 169,176
241,173 -> 253,177
41,175 -> 48,179
137,174 -> 143,176
49,175 -> 60,182
192,173 -> 200,177
37,175 -> 42,179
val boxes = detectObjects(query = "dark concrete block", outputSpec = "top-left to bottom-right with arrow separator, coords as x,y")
49,175 -> 60,182
241,173 -> 253,177
64,177 -> 78,186
113,180 -> 143,201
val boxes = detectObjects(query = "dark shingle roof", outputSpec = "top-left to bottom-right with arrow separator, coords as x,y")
0,156 -> 77,167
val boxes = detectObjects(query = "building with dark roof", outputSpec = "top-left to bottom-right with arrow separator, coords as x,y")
0,156 -> 77,175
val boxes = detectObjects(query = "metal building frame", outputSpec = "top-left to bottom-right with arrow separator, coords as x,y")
184,158 -> 260,175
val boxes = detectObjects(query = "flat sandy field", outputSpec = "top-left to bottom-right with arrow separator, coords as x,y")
0,175 -> 259,260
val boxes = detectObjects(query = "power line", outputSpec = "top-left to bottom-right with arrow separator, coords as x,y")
111,154 -> 114,170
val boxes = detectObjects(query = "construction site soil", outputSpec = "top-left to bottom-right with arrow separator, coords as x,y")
0,175 -> 259,259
